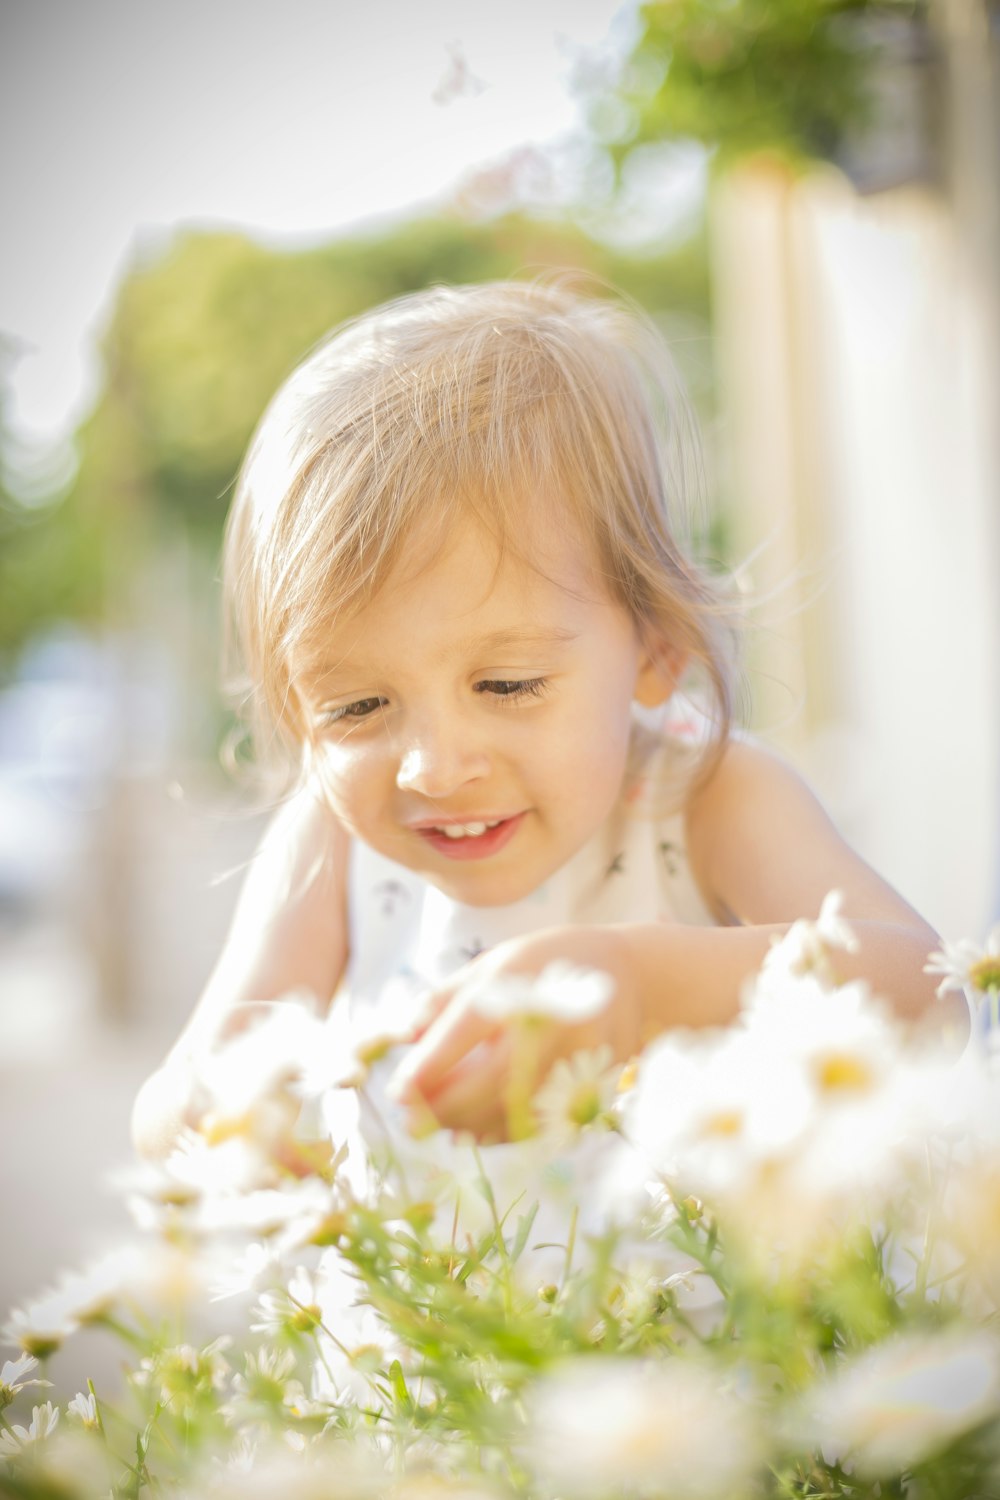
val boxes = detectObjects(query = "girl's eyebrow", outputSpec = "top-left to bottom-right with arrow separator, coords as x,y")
471,626 -> 580,654
310,626 -> 580,690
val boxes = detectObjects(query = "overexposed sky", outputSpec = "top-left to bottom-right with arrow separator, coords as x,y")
1,0 -> 642,449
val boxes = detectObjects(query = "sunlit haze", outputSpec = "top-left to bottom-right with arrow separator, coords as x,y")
1,0 -> 638,448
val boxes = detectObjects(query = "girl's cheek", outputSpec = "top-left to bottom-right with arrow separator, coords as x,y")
315,741 -> 380,813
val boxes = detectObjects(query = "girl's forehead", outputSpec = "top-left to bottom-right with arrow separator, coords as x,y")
386,501 -> 603,611
297,508 -> 613,683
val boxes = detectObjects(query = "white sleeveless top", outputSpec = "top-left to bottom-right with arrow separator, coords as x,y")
320,711 -> 721,1263
344,715 -> 717,1009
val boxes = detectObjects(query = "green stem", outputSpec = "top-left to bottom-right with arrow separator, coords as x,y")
503,1018 -> 541,1142
87,1378 -> 109,1445
92,1312 -> 148,1351
471,1144 -> 513,1316
311,1334 -> 341,1393
288,1293 -> 352,1360
560,1204 -> 579,1292
362,1083 -> 414,1198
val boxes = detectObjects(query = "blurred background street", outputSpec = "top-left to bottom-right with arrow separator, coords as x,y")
2,0 -> 998,1380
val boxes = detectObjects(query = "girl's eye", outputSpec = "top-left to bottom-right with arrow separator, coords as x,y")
324,696 -> 386,724
476,678 -> 549,704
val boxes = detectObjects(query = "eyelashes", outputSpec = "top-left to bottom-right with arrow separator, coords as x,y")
322,678 -> 549,727
323,696 -> 387,725
475,677 -> 549,705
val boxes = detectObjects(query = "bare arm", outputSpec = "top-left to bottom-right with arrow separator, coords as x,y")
611,737 -> 957,1037
671,737 -> 947,1023
131,780 -> 350,1157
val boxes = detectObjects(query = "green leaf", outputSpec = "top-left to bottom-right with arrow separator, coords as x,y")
388,1358 -> 412,1413
510,1203 -> 540,1263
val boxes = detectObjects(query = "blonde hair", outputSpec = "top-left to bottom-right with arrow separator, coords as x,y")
222,275 -> 741,791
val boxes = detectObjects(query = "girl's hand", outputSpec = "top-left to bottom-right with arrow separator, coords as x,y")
385,925 -> 642,1141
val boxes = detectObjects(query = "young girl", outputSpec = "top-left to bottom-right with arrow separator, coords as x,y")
132,276 -> 953,1158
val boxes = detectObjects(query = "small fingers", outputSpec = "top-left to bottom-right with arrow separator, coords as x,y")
409,984 -> 454,1042
386,992 -> 501,1107
416,1031 -> 512,1137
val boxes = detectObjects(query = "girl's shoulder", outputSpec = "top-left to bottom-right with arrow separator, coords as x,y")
684,734 -> 811,840
679,734 -> 894,928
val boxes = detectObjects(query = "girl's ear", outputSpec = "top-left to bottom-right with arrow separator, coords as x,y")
635,636 -> 687,708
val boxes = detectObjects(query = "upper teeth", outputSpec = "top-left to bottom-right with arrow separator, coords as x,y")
439,820 -> 501,839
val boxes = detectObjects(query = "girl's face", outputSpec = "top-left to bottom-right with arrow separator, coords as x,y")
298,507 -> 674,907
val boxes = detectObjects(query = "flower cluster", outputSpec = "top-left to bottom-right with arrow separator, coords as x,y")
2,900 -> 999,1499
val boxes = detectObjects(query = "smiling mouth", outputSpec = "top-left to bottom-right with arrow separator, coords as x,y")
430,819 -> 504,840
414,813 -> 525,860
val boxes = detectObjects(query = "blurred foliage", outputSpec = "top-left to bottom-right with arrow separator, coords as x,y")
603,0 -> 928,167
0,346 -> 104,662
85,213 -> 711,534
0,212 -> 712,662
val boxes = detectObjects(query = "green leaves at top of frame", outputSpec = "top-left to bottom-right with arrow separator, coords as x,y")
607,0 -> 927,166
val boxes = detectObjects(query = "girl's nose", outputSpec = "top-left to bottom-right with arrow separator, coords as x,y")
395,718 -> 491,798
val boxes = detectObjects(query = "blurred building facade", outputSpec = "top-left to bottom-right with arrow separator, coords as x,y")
709,0 -> 1000,940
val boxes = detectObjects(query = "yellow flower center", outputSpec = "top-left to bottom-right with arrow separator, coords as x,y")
290,1302 -> 322,1333
970,957 -> 1000,994
200,1109 -> 251,1146
816,1052 -> 873,1093
568,1085 -> 602,1128
703,1109 -> 743,1137
20,1335 -> 62,1361
249,1371 -> 286,1403
617,1060 -> 638,1093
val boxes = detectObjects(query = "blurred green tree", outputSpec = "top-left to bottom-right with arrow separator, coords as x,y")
82,213 -> 710,537
603,0 -> 929,167
0,344 -> 107,664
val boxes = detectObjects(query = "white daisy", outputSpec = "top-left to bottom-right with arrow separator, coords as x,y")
228,1347 -> 303,1414
222,1429 -> 259,1474
786,1047 -> 956,1206
2,1291 -> 80,1359
533,1045 -> 621,1145
743,973 -> 896,1072
299,978 -> 431,1094
209,1241 -> 285,1302
194,1176 -> 336,1241
742,976 -> 909,1150
167,1133 -> 278,1198
66,1391 -> 98,1429
310,1283 -> 401,1408
623,1026 -> 814,1201
466,961 -> 615,1023
108,1152 -> 204,1207
0,1355 -> 51,1410
925,923 -> 1000,1002
201,1436 -> 373,1499
802,1328 -> 1000,1477
43,1244 -> 150,1326
133,1338 -> 232,1406
0,1401 -> 60,1457
251,1266 -> 324,1337
194,994 -> 326,1118
753,890 -> 859,994
522,1357 -> 757,1499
